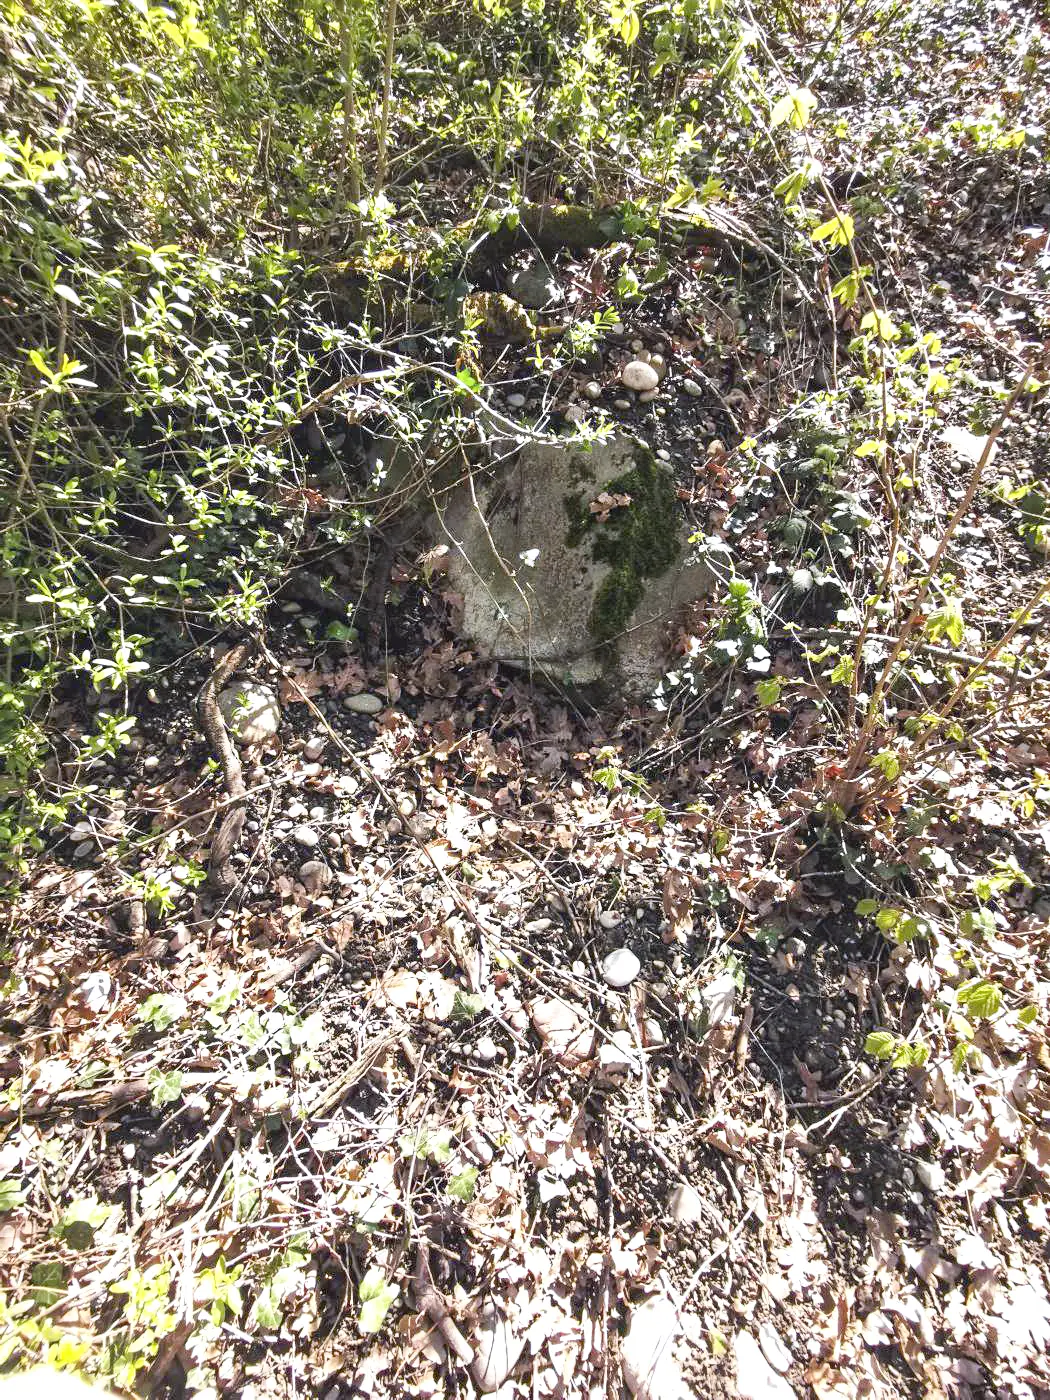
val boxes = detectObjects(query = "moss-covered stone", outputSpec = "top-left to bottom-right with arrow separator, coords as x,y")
565,446 -> 680,646
519,202 -> 623,251
442,434 -> 711,694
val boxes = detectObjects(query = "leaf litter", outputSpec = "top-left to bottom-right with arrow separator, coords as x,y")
3,0 -> 1050,1396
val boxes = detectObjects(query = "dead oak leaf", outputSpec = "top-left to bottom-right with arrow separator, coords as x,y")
662,868 -> 694,939
588,491 -> 632,523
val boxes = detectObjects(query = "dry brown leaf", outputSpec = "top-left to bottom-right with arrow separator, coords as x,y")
588,491 -> 632,523
381,968 -> 420,1009
530,999 -> 595,1066
662,868 -> 694,939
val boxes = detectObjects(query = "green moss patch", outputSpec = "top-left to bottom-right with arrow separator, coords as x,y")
565,447 -> 680,647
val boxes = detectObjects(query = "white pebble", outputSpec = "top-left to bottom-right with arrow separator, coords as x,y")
638,389 -> 659,403
621,361 -> 660,393
649,353 -> 667,380
292,825 -> 321,849
303,735 -> 326,761
598,1030 -> 639,1073
598,910 -> 620,930
736,1330 -> 796,1400
602,947 -> 640,988
583,380 -> 602,400
643,1017 -> 666,1047
613,398 -> 632,411
475,1035 -> 500,1064
759,1322 -> 793,1375
682,377 -> 703,397
506,393 -> 527,409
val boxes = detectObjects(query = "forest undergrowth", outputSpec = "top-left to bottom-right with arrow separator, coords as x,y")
1,0 -> 1049,1395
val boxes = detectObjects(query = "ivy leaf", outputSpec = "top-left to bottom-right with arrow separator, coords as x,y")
31,1261 -> 65,1308
0,1180 -> 26,1212
57,1197 -> 113,1249
252,1284 -> 283,1332
447,1166 -> 479,1202
138,993 -> 187,1032
357,1268 -> 399,1334
148,1068 -> 184,1107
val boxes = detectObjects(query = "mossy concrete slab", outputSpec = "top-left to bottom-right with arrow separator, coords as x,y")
439,436 -> 714,694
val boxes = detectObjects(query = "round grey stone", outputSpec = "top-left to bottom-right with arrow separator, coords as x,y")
344,692 -> 384,715
218,681 -> 281,745
621,360 -> 659,393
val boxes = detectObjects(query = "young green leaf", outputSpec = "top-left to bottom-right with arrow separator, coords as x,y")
812,213 -> 854,247
756,676 -> 782,706
956,978 -> 1002,1019
770,87 -> 818,130
864,1030 -> 896,1060
860,308 -> 899,341
451,990 -> 486,1022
